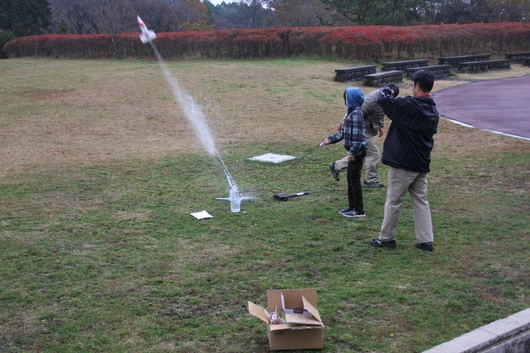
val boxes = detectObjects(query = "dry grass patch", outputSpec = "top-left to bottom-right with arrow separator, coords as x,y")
2,59 -> 529,181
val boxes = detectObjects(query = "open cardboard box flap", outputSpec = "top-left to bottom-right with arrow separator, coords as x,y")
278,295 -> 320,326
248,301 -> 321,331
302,295 -> 322,323
248,301 -> 270,325
277,289 -> 323,326
249,289 -> 323,328
269,323 -> 319,332
248,288 -> 324,351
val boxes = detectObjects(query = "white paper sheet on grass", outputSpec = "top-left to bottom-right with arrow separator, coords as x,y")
248,153 -> 295,164
190,211 -> 213,220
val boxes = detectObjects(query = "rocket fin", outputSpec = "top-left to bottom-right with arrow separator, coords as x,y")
139,30 -> 156,44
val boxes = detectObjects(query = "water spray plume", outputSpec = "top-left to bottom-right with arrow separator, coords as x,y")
137,16 -> 216,156
137,17 -> 251,205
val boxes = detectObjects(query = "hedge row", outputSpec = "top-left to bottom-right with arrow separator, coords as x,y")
3,22 -> 530,60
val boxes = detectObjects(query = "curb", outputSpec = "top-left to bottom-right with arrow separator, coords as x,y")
423,308 -> 530,353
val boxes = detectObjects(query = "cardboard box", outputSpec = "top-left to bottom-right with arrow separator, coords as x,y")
248,288 -> 324,351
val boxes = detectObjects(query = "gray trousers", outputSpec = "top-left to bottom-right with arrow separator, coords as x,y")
335,135 -> 379,183
378,167 -> 434,244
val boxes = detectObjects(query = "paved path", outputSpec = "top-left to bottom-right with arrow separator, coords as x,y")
433,76 -> 530,140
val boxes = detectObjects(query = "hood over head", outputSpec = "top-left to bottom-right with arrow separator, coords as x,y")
345,87 -> 364,111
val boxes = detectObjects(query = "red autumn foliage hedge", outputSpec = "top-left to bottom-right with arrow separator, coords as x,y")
3,22 -> 530,61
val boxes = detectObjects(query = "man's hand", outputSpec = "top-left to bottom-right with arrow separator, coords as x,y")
348,154 -> 355,162
381,87 -> 393,97
378,128 -> 384,138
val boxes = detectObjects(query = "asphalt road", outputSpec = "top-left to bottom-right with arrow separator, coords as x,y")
433,75 -> 530,140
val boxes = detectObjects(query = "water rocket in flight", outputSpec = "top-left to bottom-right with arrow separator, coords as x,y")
137,16 -> 157,43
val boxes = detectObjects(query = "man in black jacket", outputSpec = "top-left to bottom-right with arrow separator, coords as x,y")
370,70 -> 439,251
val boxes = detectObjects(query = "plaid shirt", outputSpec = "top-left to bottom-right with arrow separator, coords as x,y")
328,107 -> 367,156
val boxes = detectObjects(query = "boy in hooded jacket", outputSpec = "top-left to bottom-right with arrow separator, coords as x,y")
329,83 -> 400,187
322,87 -> 368,218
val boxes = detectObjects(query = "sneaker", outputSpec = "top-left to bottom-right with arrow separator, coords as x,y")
338,207 -> 353,215
370,238 -> 397,248
329,163 -> 340,181
416,242 -> 433,251
342,210 -> 366,218
364,181 -> 384,188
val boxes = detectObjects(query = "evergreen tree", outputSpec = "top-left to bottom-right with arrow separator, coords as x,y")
0,0 -> 52,37
57,19 -> 69,34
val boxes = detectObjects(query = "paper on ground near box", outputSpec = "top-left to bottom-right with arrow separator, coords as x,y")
190,210 -> 213,220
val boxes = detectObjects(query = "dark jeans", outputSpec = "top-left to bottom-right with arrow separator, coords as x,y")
347,151 -> 366,213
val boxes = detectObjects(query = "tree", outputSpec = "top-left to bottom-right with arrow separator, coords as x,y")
237,0 -> 272,28
0,0 -> 52,37
133,0 -> 213,32
0,30 -> 16,58
176,0 -> 213,30
205,0 -> 272,29
89,0 -> 134,58
318,0 -> 380,24
57,19 -> 69,33
376,0 -> 425,25
488,0 -> 530,21
133,0 -> 179,32
50,0 -> 213,35
50,0 -> 96,34
207,1 -> 248,29
269,0 -> 333,27
430,0 -> 475,23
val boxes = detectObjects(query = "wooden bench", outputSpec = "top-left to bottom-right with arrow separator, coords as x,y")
457,59 -> 511,73
363,70 -> 404,87
505,52 -> 530,63
404,64 -> 452,79
438,54 -> 490,67
334,65 -> 376,82
381,59 -> 429,71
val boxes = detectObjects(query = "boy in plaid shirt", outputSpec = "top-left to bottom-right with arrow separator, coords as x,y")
322,87 -> 368,218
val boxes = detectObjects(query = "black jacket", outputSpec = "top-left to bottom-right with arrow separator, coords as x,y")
377,90 -> 439,173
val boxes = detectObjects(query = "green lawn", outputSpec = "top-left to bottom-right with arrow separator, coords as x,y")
0,58 -> 529,352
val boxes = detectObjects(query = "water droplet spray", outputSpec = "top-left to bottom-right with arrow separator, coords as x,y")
141,28 -> 244,211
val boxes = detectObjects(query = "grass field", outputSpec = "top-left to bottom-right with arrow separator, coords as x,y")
1,58 -> 529,352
